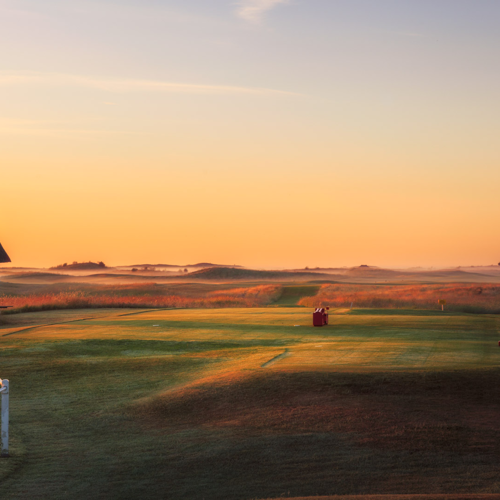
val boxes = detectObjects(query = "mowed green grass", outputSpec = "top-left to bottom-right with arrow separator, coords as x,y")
0,307 -> 499,499
4,307 -> 495,370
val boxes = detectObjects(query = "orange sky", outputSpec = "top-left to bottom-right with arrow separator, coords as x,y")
1,1 -> 499,268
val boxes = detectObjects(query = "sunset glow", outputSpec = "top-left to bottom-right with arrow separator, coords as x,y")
1,0 -> 499,268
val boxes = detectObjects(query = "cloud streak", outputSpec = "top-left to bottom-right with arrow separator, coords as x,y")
236,0 -> 290,23
0,71 -> 299,96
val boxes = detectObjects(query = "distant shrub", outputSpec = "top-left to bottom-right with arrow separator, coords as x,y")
50,261 -> 107,271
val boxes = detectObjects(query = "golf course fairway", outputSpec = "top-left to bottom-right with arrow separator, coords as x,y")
1,307 -> 499,499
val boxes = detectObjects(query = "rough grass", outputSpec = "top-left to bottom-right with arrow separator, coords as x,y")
261,496 -> 500,500
135,369 -> 500,497
299,284 -> 500,314
139,369 -> 500,453
0,284 -> 282,313
4,281 -> 500,316
274,285 -> 321,306
1,307 -> 500,499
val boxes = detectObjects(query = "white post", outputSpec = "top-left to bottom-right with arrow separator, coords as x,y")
0,379 -> 9,457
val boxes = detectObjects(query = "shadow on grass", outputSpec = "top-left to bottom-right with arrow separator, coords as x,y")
132,369 -> 500,499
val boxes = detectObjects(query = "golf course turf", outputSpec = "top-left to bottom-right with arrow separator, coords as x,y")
0,307 -> 499,499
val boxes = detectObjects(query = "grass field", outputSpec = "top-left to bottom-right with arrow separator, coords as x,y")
3,281 -> 500,315
299,284 -> 500,314
1,307 -> 499,499
0,283 -> 282,313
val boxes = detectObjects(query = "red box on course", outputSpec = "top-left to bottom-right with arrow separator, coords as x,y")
313,307 -> 329,327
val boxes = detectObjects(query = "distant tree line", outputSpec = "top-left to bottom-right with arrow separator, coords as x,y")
50,261 -> 107,270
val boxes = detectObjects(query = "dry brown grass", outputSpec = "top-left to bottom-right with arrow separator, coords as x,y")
299,284 -> 500,313
0,284 -> 282,313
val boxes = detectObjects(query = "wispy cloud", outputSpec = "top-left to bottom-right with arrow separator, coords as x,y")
0,71 -> 299,96
236,0 -> 290,24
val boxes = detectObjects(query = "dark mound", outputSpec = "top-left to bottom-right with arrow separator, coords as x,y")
342,266 -> 500,283
125,263 -> 242,269
346,267 -> 400,277
190,262 -> 242,268
418,269 -> 498,280
185,267 -> 330,281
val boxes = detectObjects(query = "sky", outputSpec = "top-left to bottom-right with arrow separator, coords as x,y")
1,0 -> 499,269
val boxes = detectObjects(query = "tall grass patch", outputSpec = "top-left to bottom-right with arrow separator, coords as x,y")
0,284 -> 282,314
300,284 -> 500,313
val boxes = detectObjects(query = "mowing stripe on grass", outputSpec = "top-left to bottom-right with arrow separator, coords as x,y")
116,308 -> 177,317
261,349 -> 290,367
1,309 -> 175,337
2,316 -> 99,337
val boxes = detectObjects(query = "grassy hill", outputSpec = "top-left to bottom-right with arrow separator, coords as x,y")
0,307 -> 499,499
186,266 -> 332,280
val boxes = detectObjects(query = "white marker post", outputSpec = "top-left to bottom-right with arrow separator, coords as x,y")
0,379 -> 9,457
